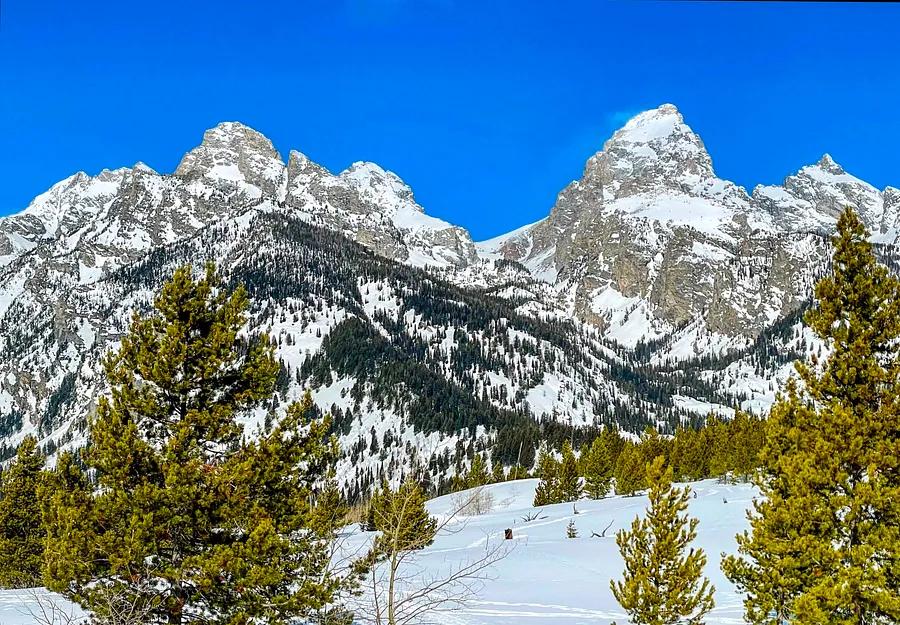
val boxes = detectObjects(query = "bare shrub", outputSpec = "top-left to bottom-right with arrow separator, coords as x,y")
452,486 -> 494,516
21,588 -> 86,625
357,485 -> 510,625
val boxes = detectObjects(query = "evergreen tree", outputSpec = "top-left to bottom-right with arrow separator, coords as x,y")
566,519 -> 578,539
490,461 -> 505,484
533,445 -> 559,506
614,442 -> 646,497
466,453 -> 489,489
638,427 -> 670,468
671,427 -> 708,482
612,456 -> 714,625
700,416 -> 728,480
601,426 -> 625,468
44,264 -> 357,625
557,440 -> 582,502
0,436 -> 45,588
364,479 -> 391,533
41,451 -> 93,590
723,209 -> 900,625
728,411 -> 765,482
721,380 -> 817,625
509,462 -> 527,481
370,479 -> 438,554
583,436 -> 614,499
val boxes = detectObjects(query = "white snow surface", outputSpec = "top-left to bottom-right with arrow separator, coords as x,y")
0,588 -> 86,625
342,478 -> 755,625
615,104 -> 684,143
3,478 -> 756,625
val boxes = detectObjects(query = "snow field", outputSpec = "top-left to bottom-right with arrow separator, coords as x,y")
344,477 -> 755,625
1,478 -> 758,625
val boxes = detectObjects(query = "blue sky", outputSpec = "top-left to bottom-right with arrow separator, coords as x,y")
1,1 -> 898,239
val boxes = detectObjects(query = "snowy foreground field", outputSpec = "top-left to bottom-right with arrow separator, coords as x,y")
0,478 -> 755,625
343,478 -> 756,625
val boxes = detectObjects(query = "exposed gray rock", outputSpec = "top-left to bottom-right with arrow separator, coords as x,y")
482,104 -> 892,354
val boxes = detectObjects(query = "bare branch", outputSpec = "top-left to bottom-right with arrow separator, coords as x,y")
19,589 -> 86,625
357,486 -> 512,625
591,518 -> 615,538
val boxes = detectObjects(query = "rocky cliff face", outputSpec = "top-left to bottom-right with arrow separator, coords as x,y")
480,104 -> 895,360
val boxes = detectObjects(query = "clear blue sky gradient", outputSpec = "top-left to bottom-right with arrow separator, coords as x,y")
2,1 -> 898,239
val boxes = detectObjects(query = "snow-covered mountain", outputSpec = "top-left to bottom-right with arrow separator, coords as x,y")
480,104 -> 897,359
0,106 -> 893,494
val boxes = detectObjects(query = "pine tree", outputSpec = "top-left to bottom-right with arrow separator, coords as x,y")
44,264 -> 357,625
723,209 -> 900,625
703,415 -> 731,480
720,380 -> 817,625
601,426 -> 626,468
611,456 -> 715,625
583,436 -> 613,499
728,410 -> 765,482
308,468 -> 349,537
566,519 -> 578,539
533,445 -> 559,506
638,427 -> 670,468
41,451 -> 93,590
466,453 -> 489,488
370,480 -> 438,554
365,479 -> 391,532
490,461 -> 505,484
0,436 -> 45,588
557,440 -> 582,502
671,427 -> 708,482
508,462 -> 528,481
614,442 -> 646,497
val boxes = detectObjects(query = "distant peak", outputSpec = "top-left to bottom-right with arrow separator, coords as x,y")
341,162 -> 406,192
198,121 -> 276,151
610,104 -> 691,145
132,161 -> 157,174
288,149 -> 311,166
95,167 -> 131,182
794,154 -> 873,190
175,120 -> 284,180
343,161 -> 389,178
815,153 -> 845,175
581,103 -> 713,187
340,161 -> 416,206
634,103 -> 682,121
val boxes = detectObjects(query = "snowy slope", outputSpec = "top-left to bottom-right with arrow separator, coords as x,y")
346,478 -> 754,624
2,478 -> 755,625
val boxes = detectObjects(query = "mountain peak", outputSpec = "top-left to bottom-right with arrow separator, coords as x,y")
612,104 -> 687,145
577,104 -> 714,197
815,153 -> 845,175
796,153 -> 873,190
601,104 -> 708,165
200,121 -> 273,147
174,121 -> 285,190
340,161 -> 416,207
132,161 -> 157,175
